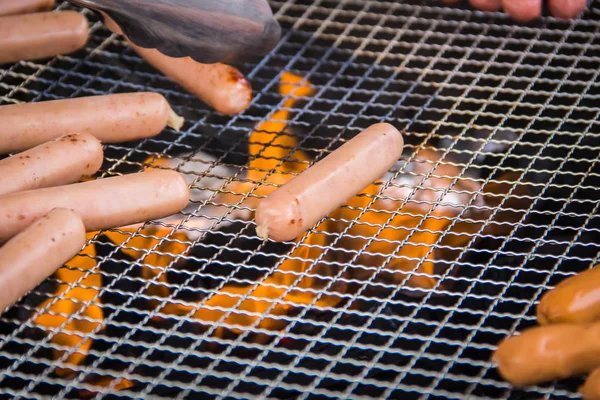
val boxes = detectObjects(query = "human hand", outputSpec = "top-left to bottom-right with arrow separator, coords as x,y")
441,0 -> 587,22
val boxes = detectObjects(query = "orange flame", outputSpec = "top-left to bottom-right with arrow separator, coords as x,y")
33,233 -> 134,390
35,71 -> 531,359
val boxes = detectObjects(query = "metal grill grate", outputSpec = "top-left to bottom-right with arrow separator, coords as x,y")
1,1 -> 600,399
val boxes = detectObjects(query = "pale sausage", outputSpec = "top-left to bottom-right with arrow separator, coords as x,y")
101,15 -> 252,116
0,208 -> 85,314
0,0 -> 55,17
0,169 -> 190,243
0,11 -> 89,65
581,368 -> 600,400
0,92 -> 183,154
493,321 -> 600,386
537,264 -> 600,325
0,133 -> 103,196
255,123 -> 404,242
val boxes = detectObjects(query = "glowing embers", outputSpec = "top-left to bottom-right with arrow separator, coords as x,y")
33,232 -> 135,392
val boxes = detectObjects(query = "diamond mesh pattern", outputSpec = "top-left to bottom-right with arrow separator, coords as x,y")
1,1 -> 600,399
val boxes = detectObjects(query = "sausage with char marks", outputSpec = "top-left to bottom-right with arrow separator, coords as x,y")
102,15 -> 252,116
0,92 -> 183,154
0,169 -> 190,243
0,133 -> 103,196
0,208 -> 86,314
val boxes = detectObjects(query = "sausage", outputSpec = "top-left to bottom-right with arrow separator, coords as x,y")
0,133 -> 103,196
100,15 -> 252,115
0,208 -> 85,314
130,43 -> 253,115
581,368 -> 600,400
254,123 -> 404,242
537,264 -> 600,325
0,169 -> 190,243
0,92 -> 183,154
492,321 -> 600,386
0,11 -> 89,65
0,0 -> 55,16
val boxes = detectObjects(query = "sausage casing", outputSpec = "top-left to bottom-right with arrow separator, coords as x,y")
0,11 -> 89,65
537,264 -> 600,325
255,123 -> 404,242
580,368 -> 600,400
0,169 -> 190,243
0,0 -> 55,16
101,14 -> 252,115
0,92 -> 183,154
0,133 -> 103,196
0,208 -> 86,313
493,322 -> 600,386
129,43 -> 252,116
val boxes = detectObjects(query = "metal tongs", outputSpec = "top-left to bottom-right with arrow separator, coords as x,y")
67,0 -> 282,66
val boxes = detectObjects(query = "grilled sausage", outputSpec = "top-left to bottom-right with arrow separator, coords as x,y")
493,322 -> 600,386
0,11 -> 89,65
101,15 -> 252,115
537,264 -> 600,325
130,44 -> 253,115
255,123 -> 404,242
0,169 -> 190,243
0,0 -> 55,16
0,92 -> 183,154
0,133 -> 103,196
581,368 -> 600,400
0,208 -> 85,314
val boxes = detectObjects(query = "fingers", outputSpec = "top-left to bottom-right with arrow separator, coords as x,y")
469,0 -> 502,11
444,0 -> 585,22
502,0 -> 542,22
548,0 -> 587,19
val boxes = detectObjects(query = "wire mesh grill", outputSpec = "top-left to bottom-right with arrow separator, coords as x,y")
1,0 -> 600,398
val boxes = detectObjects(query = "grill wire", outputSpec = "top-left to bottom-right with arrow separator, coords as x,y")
1,0 -> 600,398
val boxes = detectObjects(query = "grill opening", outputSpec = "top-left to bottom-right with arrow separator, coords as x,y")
1,0 -> 600,399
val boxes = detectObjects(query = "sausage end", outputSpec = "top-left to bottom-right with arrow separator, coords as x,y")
212,65 -> 253,115
256,224 -> 269,241
167,108 -> 185,132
